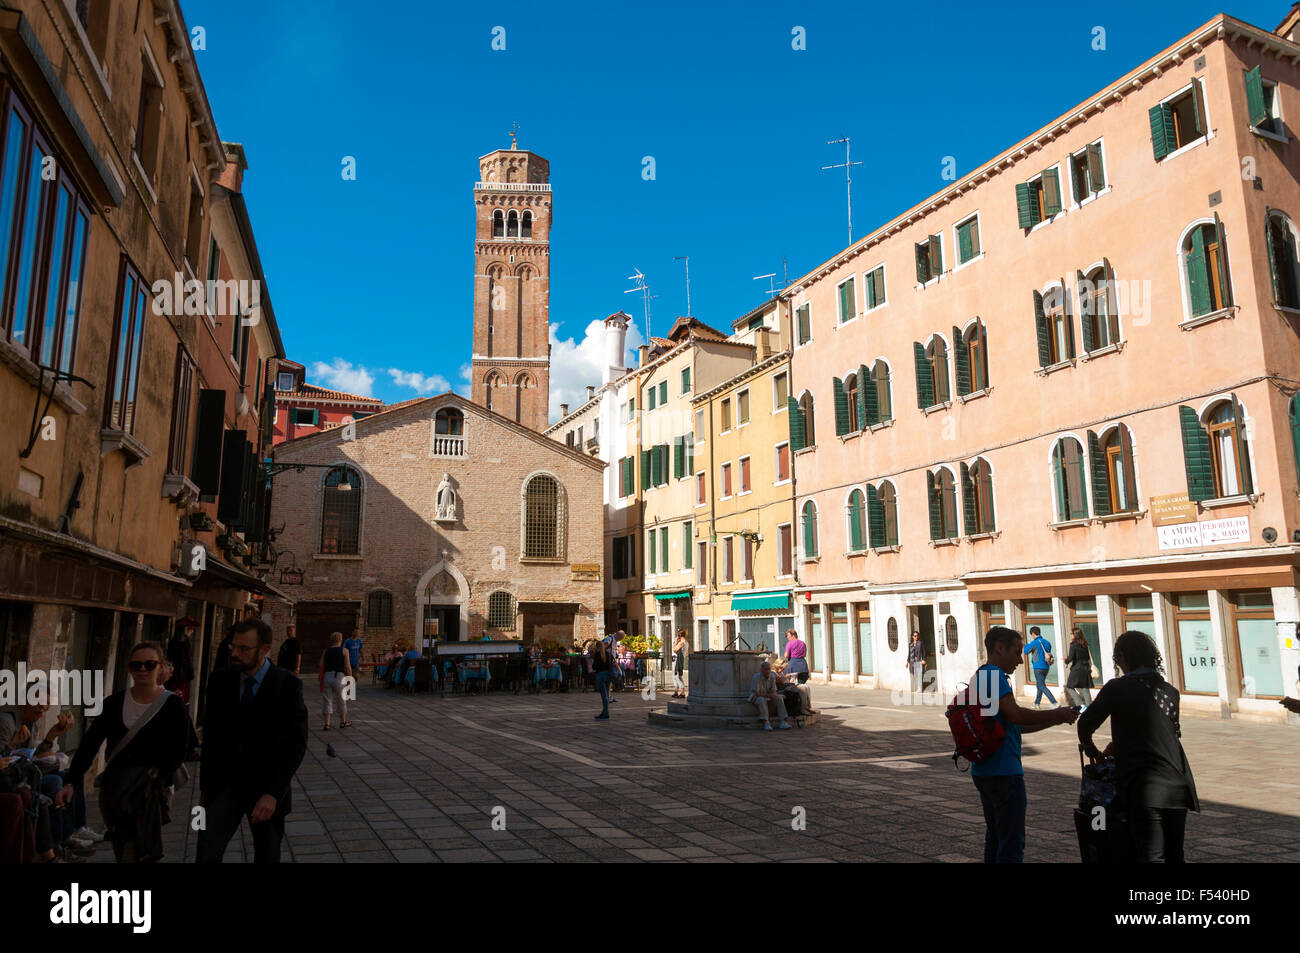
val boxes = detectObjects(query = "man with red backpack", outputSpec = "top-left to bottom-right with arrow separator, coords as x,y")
963,626 -> 1079,863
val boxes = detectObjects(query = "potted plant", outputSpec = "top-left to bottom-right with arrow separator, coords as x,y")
188,511 -> 214,532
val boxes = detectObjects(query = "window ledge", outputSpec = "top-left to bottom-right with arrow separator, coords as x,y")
800,556 -> 821,564
921,401 -> 952,416
1096,508 -> 1147,524
773,478 -> 791,488
958,386 -> 991,403
131,151 -> 158,205
1049,517 -> 1091,531
1159,131 -> 1214,164
519,557 -> 566,565
162,473 -> 199,508
100,430 -> 150,468
1275,305 -> 1300,318
1035,358 -> 1076,377
1180,306 -> 1237,330
1199,493 -> 1259,510
953,252 -> 985,273
869,419 -> 895,432
836,315 -> 860,329
0,338 -> 88,415
1080,340 -> 1126,361
1251,125 -> 1287,144
313,553 -> 363,561
840,430 -> 862,442
872,545 -> 900,554
794,445 -> 817,455
929,537 -> 960,548
966,530 -> 1001,542
845,549 -> 869,558
917,274 -> 944,290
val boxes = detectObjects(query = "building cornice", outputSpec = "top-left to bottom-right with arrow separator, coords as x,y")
693,350 -> 791,404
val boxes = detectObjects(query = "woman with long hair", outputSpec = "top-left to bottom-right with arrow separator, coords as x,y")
1064,627 -> 1094,708
59,642 -> 190,863
671,629 -> 688,698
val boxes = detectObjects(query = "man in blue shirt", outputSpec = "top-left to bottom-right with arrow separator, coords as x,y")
1023,625 -> 1057,707
971,626 -> 1078,862
343,633 -> 362,677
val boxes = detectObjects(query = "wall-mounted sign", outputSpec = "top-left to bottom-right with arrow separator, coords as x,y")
1156,516 -> 1250,551
1150,493 -> 1197,527
279,570 -> 303,585
570,563 -> 600,573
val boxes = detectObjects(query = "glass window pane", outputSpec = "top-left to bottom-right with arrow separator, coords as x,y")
59,208 -> 88,373
112,273 -> 135,419
1175,592 -> 1209,610
1177,618 -> 1218,693
856,612 -> 872,675
126,286 -> 146,406
1236,618 -> 1282,697
1125,595 -> 1152,612
0,109 -> 28,329
1026,621 -> 1059,684
831,604 -> 849,673
11,143 -> 47,349
807,609 -> 820,671
39,186 -> 70,366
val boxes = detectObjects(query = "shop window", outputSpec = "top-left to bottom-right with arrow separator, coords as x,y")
1231,590 -> 1281,698
1172,592 -> 1216,694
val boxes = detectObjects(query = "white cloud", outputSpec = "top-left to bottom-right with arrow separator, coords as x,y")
309,359 -> 374,397
547,317 -> 645,424
388,368 -> 451,394
455,363 -> 473,397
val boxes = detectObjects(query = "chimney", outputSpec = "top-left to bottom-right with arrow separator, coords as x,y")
586,385 -> 595,400
638,345 -> 649,367
560,403 -> 569,417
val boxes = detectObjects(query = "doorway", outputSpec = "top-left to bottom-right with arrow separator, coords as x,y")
296,603 -> 360,673
909,604 -> 938,691
423,604 -> 461,645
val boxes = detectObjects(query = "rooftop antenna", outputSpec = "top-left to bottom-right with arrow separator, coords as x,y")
673,255 -> 691,317
624,268 -> 658,340
752,273 -> 778,296
821,136 -> 863,245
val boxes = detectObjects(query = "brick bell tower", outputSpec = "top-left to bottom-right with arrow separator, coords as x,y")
470,132 -> 552,431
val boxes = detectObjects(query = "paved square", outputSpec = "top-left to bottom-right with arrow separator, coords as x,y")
83,679 -> 1300,863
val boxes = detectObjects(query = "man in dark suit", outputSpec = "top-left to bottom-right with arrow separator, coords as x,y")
196,618 -> 308,863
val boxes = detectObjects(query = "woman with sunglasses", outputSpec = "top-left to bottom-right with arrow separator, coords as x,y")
58,642 -> 191,862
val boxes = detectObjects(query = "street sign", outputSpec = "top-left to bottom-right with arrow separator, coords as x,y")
1150,493 -> 1196,526
280,570 -> 303,585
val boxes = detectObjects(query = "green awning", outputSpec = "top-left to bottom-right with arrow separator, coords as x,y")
654,591 -> 691,602
730,591 -> 791,612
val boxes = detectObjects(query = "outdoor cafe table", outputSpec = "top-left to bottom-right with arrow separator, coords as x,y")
532,660 -> 564,684
457,661 -> 491,684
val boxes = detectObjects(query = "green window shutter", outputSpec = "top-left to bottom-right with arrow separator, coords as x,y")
1086,142 -> 1105,191
839,280 -> 854,323
953,325 -> 970,396
682,366 -> 691,392
928,234 -> 943,275
659,444 -> 669,485
1245,67 -> 1268,126
848,491 -> 864,551
641,449 -> 651,490
683,523 -> 692,569
1067,446 -> 1088,519
625,457 -> 635,496
1291,395 -> 1300,492
797,306 -> 810,343
647,387 -> 656,410
960,462 -> 976,536
1041,168 -> 1062,216
1015,181 -> 1038,228
1119,425 -> 1138,513
1061,276 -> 1076,358
832,377 -> 849,436
1213,212 -> 1233,307
802,505 -> 817,558
687,432 -> 694,474
1149,103 -> 1175,160
958,223 -> 972,262
926,470 -> 941,541
913,342 -> 934,408
1087,429 -> 1111,517
1077,269 -> 1094,352
866,484 -> 885,548
1178,405 -> 1214,502
1231,394 -> 1253,495
673,436 -> 684,480
856,364 -> 870,430
1191,80 -> 1206,136
1051,446 -> 1068,521
915,242 -> 929,283
863,366 -> 880,425
978,465 -> 995,532
1033,291 -> 1051,367
787,396 -> 805,451
661,526 -> 669,570
1185,226 -> 1212,317
648,530 -> 655,574
1285,223 -> 1300,306
1266,211 -> 1281,306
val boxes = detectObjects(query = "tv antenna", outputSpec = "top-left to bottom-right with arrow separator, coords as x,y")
673,255 -> 691,317
821,136 -> 863,245
624,268 -> 658,340
752,273 -> 778,296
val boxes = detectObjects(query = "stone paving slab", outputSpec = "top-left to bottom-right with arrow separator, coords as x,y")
75,680 -> 1300,863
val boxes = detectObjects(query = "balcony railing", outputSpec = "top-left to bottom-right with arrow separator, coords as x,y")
474,182 -> 551,192
432,434 -> 466,457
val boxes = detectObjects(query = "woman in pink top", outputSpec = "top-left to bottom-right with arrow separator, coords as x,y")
783,629 -> 809,680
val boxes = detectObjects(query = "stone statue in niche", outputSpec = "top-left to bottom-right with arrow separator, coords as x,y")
435,472 -> 457,522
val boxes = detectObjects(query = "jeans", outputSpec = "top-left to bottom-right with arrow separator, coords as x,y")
973,774 -> 1026,863
910,662 -> 924,692
753,694 -> 788,725
1032,668 -> 1057,705
1129,807 -> 1187,862
595,671 -> 610,714
1065,686 -> 1093,707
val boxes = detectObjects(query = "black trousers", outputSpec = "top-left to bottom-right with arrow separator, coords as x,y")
1129,807 -> 1187,862
195,787 -> 287,863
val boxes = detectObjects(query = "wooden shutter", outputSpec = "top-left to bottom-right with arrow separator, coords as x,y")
1033,291 -> 1050,367
960,462 -> 976,536
978,464 -> 995,532
648,530 -> 656,574
928,234 -> 943,275
832,377 -> 849,436
1245,67 -> 1268,126
217,430 -> 250,525
913,342 -> 934,408
1213,212 -> 1233,307
863,365 -> 880,425
926,470 -> 941,541
798,305 -> 810,343
191,388 -> 227,497
848,492 -> 864,551
1056,276 -> 1075,359
1042,168 -> 1062,216
953,325 -> 970,396
1016,182 -> 1037,229
1086,142 -> 1105,191
1231,393 -> 1253,494
856,364 -> 870,430
1087,430 -> 1111,517
260,379 -> 275,448
622,457 -> 634,496
661,526 -> 668,569
839,279 -> 854,322
1266,209 -> 1281,305
1178,405 -> 1214,501
958,223 -> 972,262
1051,445 -> 1067,521
871,268 -> 884,307
802,504 -> 816,558
687,432 -> 695,474
683,523 -> 692,569
1149,103 -> 1175,160
1077,269 -> 1094,352
915,242 -> 929,283
658,444 -> 668,486
673,436 -> 684,479
787,396 -> 805,451
1191,79 -> 1207,137
1103,257 -> 1119,342
1186,226 -> 1211,317
641,449 -> 651,490
1118,424 -> 1137,512
867,484 -> 885,548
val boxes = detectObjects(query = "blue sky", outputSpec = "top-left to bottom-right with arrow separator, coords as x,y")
184,0 -> 1284,418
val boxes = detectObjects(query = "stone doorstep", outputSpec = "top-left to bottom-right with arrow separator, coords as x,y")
647,709 -> 821,730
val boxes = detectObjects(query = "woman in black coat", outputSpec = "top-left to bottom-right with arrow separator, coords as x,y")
1064,626 -> 1094,707
59,642 -> 191,863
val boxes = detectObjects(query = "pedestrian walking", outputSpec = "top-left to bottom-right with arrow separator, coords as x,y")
1064,627 -> 1094,708
59,642 -> 191,863
968,626 -> 1079,863
196,619 -> 308,863
591,638 -> 613,720
276,624 -> 302,675
319,632 -> 353,730
1077,630 -> 1200,863
671,629 -> 688,698
343,632 -> 363,680
164,619 -> 196,706
907,631 -> 925,692
1024,626 -> 1057,706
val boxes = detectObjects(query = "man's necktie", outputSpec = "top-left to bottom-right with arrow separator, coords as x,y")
241,674 -> 256,706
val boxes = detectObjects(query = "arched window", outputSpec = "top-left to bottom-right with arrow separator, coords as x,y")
1206,399 -> 1252,498
1080,263 -> 1120,351
492,209 -> 504,239
887,617 -> 899,652
945,616 -> 959,653
1181,219 -> 1232,318
515,374 -> 532,423
320,466 -> 362,554
1034,284 -> 1074,365
1051,437 -> 1089,521
435,407 -> 464,435
1266,211 -> 1300,309
871,360 -> 892,423
488,590 -> 516,630
963,457 -> 996,534
1093,423 -> 1138,515
484,372 -> 503,413
506,209 -> 520,237
870,480 -> 899,547
846,489 -> 867,552
522,474 -> 563,558
927,337 -> 950,404
521,210 -> 533,239
798,392 -> 816,447
844,373 -> 860,432
801,500 -> 819,558
926,468 -> 958,539
366,590 -> 393,628
958,320 -> 989,394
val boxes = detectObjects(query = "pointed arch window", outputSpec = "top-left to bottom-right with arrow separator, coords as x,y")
870,360 -> 892,423
926,468 -> 959,540
962,458 -> 996,534
798,392 -> 816,447
320,466 -> 362,554
1266,210 -> 1300,310
869,480 -> 899,547
801,500 -> 819,558
1079,262 -> 1120,351
1182,217 -> 1233,318
1089,424 -> 1138,515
